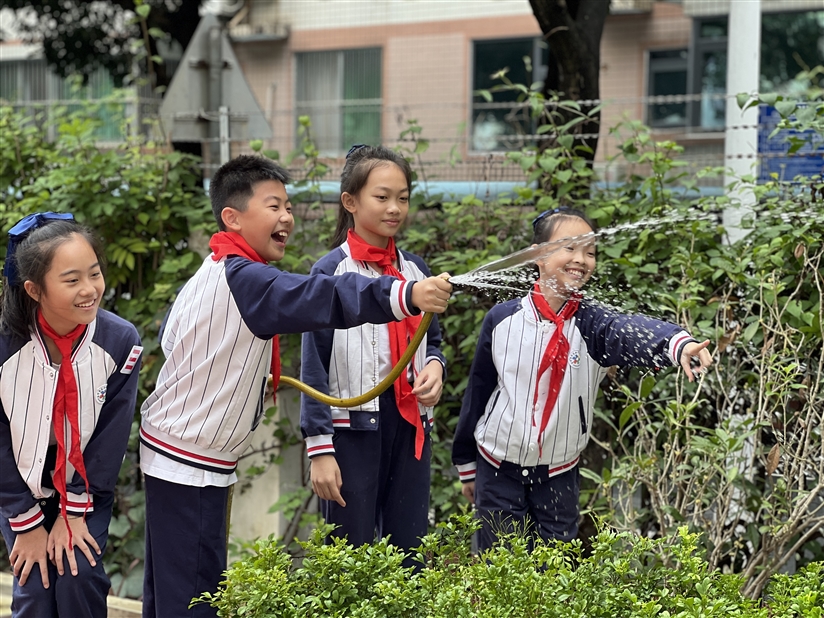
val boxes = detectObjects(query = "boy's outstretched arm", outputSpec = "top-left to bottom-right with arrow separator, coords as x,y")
679,339 -> 713,382
224,259 -> 451,339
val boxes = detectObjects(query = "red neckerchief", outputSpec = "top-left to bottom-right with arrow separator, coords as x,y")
209,232 -> 280,397
347,229 -> 425,459
530,283 -> 580,458
37,311 -> 90,546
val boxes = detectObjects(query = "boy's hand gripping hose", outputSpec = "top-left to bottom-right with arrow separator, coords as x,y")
278,312 -> 435,407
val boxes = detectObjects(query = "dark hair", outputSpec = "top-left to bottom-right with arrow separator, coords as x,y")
209,155 -> 291,231
1,220 -> 106,339
531,207 -> 596,245
330,145 -> 413,248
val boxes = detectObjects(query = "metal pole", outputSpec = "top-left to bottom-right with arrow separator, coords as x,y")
723,0 -> 761,244
208,25 -> 223,174
219,106 -> 230,165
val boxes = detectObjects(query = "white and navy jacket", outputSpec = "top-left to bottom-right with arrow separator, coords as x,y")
452,294 -> 695,482
300,241 -> 445,458
0,310 -> 142,533
139,254 -> 419,486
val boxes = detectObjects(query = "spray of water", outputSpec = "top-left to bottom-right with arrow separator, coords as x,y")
450,211 -> 716,289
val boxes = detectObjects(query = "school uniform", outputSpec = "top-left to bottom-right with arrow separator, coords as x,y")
300,240 -> 445,559
452,292 -> 694,551
139,251 -> 419,618
0,310 -> 142,618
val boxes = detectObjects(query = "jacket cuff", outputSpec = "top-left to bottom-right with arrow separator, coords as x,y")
63,492 -> 94,516
305,435 -> 335,458
9,504 -> 45,533
390,280 -> 420,320
425,355 -> 446,379
456,462 -> 477,483
668,331 -> 696,366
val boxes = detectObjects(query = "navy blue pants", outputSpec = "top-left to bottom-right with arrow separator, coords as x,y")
0,493 -> 113,618
142,475 -> 229,618
474,456 -> 579,552
321,392 -> 431,567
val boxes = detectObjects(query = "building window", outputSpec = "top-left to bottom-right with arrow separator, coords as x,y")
471,37 -> 548,152
0,58 -> 124,140
686,10 -> 824,131
689,18 -> 727,130
647,49 -> 688,127
295,48 -> 382,155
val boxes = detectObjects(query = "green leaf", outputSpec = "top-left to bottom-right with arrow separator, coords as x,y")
640,375 -> 656,399
741,320 -> 760,342
775,100 -> 797,118
760,93 -> 778,106
136,4 -> 151,18
249,140 -> 263,152
736,92 -> 751,109
619,402 -> 643,430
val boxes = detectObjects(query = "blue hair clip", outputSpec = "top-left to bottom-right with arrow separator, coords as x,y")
531,206 -> 569,230
346,144 -> 367,159
4,212 -> 75,286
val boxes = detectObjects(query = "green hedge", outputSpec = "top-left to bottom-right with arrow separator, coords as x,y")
196,516 -> 823,618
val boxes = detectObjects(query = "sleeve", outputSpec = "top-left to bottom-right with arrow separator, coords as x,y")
299,259 -> 338,457
65,326 -> 142,514
576,301 -> 696,369
224,258 -> 419,340
0,400 -> 44,532
451,311 -> 499,483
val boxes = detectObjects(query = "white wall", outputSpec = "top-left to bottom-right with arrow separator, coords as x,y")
250,0 -> 533,30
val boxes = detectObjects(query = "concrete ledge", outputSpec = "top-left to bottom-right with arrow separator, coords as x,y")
0,572 -> 141,617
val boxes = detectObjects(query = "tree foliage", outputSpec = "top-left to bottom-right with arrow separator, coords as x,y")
1,0 -> 201,88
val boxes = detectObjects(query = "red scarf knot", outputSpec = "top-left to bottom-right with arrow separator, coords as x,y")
347,230 -> 425,459
37,311 -> 91,546
530,283 -> 581,458
209,231 -> 281,398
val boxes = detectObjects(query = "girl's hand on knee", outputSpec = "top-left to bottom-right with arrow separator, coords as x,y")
48,516 -> 101,576
10,526 -> 50,588
310,455 -> 346,507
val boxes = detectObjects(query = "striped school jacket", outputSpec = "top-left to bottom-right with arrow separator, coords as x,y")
139,254 -> 418,480
452,293 -> 695,482
300,241 -> 445,458
0,310 -> 142,533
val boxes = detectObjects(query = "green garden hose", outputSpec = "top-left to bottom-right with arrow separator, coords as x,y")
278,311 -> 435,407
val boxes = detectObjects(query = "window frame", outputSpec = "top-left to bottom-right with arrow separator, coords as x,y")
469,36 -> 548,154
294,47 -> 383,156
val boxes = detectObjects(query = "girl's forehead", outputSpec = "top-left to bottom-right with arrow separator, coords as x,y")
47,235 -> 96,271
550,218 -> 594,240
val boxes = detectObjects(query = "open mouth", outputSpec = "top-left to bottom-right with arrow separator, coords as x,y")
76,299 -> 97,308
271,231 -> 288,244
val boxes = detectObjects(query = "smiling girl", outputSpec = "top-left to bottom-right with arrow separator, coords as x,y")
0,213 -> 142,618
300,145 -> 447,567
452,207 -> 712,552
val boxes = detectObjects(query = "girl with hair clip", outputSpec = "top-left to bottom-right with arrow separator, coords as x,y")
0,213 -> 142,618
452,207 -> 712,552
300,145 -> 447,566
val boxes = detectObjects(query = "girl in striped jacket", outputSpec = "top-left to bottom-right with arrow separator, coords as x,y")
301,145 -> 447,567
0,214 -> 142,618
452,208 -> 712,552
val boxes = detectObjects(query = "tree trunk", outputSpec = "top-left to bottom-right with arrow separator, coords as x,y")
528,0 -> 610,164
